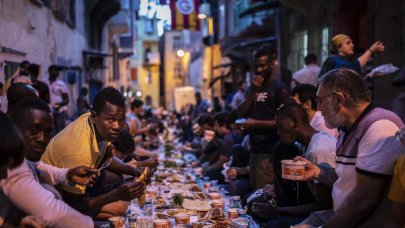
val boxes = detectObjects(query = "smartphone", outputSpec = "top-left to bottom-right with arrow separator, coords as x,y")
235,118 -> 246,124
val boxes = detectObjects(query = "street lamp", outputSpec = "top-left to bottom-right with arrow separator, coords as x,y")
198,2 -> 210,19
198,2 -> 215,100
176,49 -> 185,58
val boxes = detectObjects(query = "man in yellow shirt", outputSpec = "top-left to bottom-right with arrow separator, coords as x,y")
41,87 -> 145,219
384,129 -> 405,228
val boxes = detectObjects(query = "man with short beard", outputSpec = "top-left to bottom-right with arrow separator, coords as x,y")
235,44 -> 290,190
41,87 -> 145,219
294,69 -> 405,228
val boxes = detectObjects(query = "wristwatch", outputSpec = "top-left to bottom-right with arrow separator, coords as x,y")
66,169 -> 76,187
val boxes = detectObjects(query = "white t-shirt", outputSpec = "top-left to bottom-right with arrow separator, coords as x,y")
230,90 -> 245,111
305,132 -> 336,168
332,119 -> 404,210
291,64 -> 320,88
310,111 -> 339,138
46,79 -> 68,110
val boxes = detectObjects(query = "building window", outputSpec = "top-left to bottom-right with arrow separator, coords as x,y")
66,0 -> 76,28
146,71 -> 152,84
145,18 -> 154,35
174,61 -> 182,79
173,37 -> 181,50
3,61 -> 20,82
41,0 -> 51,7
51,0 -> 76,28
302,31 -> 308,58
321,27 -> 329,63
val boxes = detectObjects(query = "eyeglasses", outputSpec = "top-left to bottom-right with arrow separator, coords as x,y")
316,92 -> 336,105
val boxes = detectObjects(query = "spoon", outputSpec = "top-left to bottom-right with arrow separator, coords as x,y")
98,158 -> 112,171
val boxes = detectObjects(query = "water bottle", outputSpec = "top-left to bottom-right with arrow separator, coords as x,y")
232,196 -> 241,208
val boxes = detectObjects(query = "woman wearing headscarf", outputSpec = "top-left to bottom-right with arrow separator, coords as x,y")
318,34 -> 385,77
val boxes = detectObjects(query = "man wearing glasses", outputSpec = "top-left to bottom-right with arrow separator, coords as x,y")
293,68 -> 404,228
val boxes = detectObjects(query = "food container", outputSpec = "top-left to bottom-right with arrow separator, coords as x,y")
174,213 -> 190,225
232,218 -> 250,228
237,209 -> 247,217
137,216 -> 154,228
211,199 -> 225,209
146,187 -> 158,199
153,219 -> 170,228
193,167 -> 203,175
108,216 -> 125,228
208,192 -> 221,200
227,208 -> 238,219
281,160 -> 306,180
128,214 -> 137,228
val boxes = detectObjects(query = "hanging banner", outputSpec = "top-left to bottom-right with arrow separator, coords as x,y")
170,0 -> 200,31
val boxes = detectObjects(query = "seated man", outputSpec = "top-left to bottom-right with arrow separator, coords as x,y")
112,129 -> 158,169
293,68 -> 404,228
290,84 -> 338,138
4,98 -> 95,227
205,112 -> 243,183
250,102 -> 336,228
0,111 -> 28,227
41,87 -> 146,220
384,128 -> 405,228
226,135 -> 251,197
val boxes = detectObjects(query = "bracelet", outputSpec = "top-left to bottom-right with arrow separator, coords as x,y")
66,169 -> 76,187
368,49 -> 374,54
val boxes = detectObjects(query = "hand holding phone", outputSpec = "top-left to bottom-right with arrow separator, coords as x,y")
235,118 -> 246,125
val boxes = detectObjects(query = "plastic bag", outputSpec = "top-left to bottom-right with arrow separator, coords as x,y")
366,63 -> 399,78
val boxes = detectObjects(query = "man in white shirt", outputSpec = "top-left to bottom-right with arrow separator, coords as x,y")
46,65 -> 69,133
230,80 -> 247,111
290,84 -> 338,138
291,54 -> 320,89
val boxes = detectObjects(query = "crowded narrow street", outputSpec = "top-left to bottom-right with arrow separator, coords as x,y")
1,0 -> 405,228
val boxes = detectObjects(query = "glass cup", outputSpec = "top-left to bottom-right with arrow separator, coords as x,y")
174,213 -> 190,225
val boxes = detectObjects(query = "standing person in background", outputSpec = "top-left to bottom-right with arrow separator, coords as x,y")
291,54 -> 320,88
319,34 -> 385,77
8,61 -> 32,87
46,65 -> 69,134
271,48 -> 292,87
230,80 -> 247,111
0,82 -> 4,111
191,92 -> 210,120
236,44 -> 290,190
29,64 -> 50,104
77,87 -> 91,116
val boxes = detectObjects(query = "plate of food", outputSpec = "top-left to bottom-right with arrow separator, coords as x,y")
182,199 -> 212,211
166,208 -> 197,217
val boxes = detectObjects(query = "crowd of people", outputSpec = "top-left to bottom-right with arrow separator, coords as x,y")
0,33 -> 404,228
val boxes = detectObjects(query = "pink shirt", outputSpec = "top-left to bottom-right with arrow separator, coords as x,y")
0,159 -> 93,228
310,111 -> 339,138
